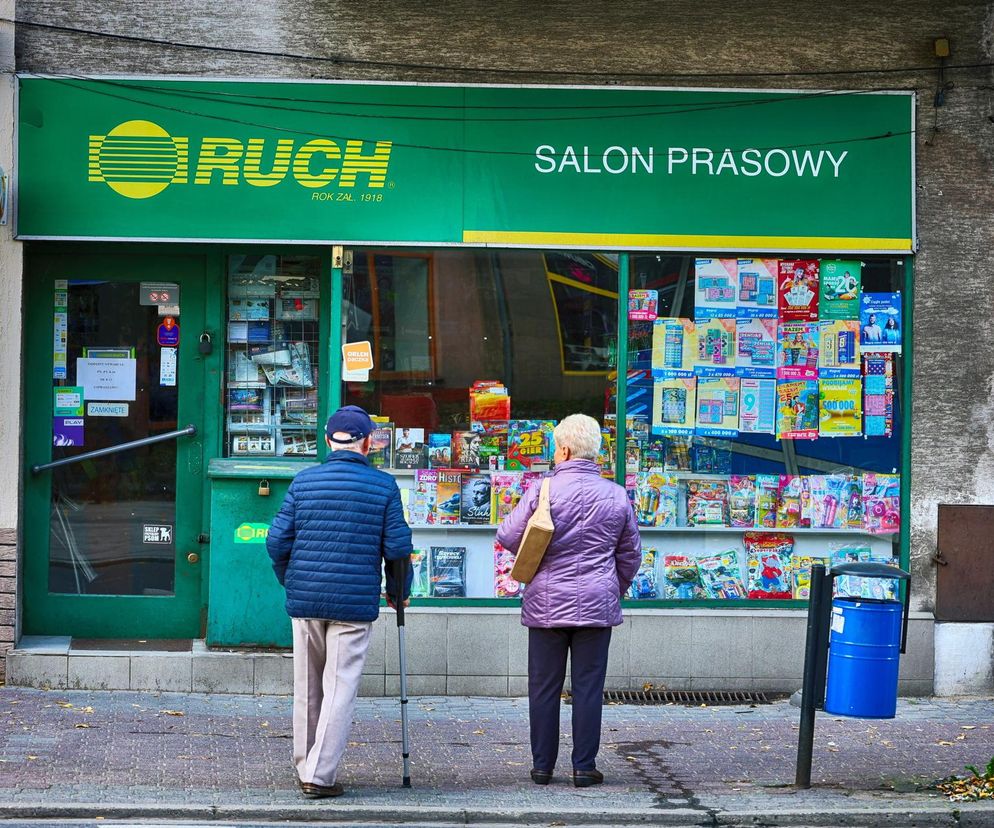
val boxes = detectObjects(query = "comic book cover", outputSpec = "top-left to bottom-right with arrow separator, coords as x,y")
634,473 -> 678,527
427,433 -> 453,468
863,473 -> 900,534
729,475 -> 757,528
694,258 -> 738,320
368,424 -> 394,469
491,472 -> 524,523
410,469 -> 438,526
860,292 -> 902,353
662,555 -> 705,599
777,322 -> 819,380
651,318 -> 696,376
819,320 -> 861,376
776,380 -> 819,440
695,376 -> 740,437
434,470 -> 462,524
819,260 -> 861,320
755,474 -> 780,528
778,259 -> 820,321
686,479 -> 729,527
494,541 -> 522,598
819,378 -> 863,437
736,258 -> 779,318
429,546 -> 467,597
451,430 -> 482,469
627,549 -> 660,600
410,549 -> 430,598
863,353 -> 895,437
735,318 -> 777,376
738,377 -> 777,434
394,427 -> 426,469
652,377 -> 697,437
460,474 -> 493,524
697,550 -> 748,599
506,420 -> 555,470
694,318 -> 737,375
745,533 -> 793,599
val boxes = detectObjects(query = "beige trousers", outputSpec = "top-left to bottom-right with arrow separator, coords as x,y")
291,617 -> 373,786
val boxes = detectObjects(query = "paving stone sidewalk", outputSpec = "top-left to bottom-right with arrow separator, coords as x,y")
1,687 -> 994,825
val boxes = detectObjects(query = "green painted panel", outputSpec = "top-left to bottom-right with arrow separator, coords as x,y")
18,78 -> 913,251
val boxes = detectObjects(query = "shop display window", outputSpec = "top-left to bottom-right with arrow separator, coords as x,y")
225,254 -> 321,457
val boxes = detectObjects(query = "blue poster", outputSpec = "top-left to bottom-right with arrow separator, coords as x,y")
859,292 -> 902,353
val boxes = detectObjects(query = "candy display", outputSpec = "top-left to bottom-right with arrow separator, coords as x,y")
745,533 -> 793,599
628,549 -> 660,600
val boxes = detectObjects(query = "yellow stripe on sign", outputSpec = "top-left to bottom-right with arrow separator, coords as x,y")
462,230 -> 913,252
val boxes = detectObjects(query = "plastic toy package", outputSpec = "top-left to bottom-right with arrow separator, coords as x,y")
686,479 -> 730,527
729,475 -> 757,527
628,549 -> 660,600
491,472 -> 524,524
744,532 -> 793,599
832,544 -> 899,600
806,474 -> 850,529
691,437 -> 733,474
697,550 -> 748,599
791,554 -> 831,600
662,554 -> 705,599
635,473 -> 679,527
493,542 -> 522,598
664,435 -> 692,471
776,475 -> 808,528
755,474 -> 780,528
863,473 -> 900,534
410,549 -> 431,598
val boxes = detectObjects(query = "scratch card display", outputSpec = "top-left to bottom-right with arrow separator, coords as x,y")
634,473 -> 679,527
736,259 -> 779,318
629,290 -> 659,321
776,380 -> 819,439
777,322 -> 819,380
694,258 -> 738,319
695,376 -> 740,437
778,259 -> 820,321
494,542 -> 522,598
863,353 -> 895,437
819,260 -> 861,320
860,292 -> 902,352
694,318 -> 737,375
819,320 -> 861,376
863,473 -> 900,534
819,378 -> 863,437
429,546 -> 467,597
736,318 -> 777,376
652,377 -> 697,436
663,555 -> 705,599
651,318 -> 696,376
738,377 -> 777,434
745,533 -> 793,599
697,550 -> 748,599
628,549 -> 660,600
686,479 -> 729,526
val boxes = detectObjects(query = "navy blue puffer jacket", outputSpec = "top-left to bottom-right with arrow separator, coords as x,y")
266,450 -> 413,622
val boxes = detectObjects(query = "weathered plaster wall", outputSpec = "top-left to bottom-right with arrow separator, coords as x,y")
14,1 -> 994,614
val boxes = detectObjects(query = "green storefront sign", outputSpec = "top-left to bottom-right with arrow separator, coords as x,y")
233,522 -> 270,543
17,77 -> 914,251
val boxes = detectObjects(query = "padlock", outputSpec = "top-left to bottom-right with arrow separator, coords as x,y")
258,479 -> 270,497
199,332 -> 213,355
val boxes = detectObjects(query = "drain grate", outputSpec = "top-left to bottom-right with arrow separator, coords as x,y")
565,689 -> 771,705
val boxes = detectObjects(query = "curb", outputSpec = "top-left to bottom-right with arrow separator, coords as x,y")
1,801 -> 994,826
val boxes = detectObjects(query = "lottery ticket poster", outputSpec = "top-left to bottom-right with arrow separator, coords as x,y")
820,320 -> 861,376
736,259 -> 779,318
776,322 -> 819,380
739,377 -> 777,434
695,376 -> 740,438
819,377 -> 863,437
736,318 -> 777,377
776,380 -> 819,440
652,377 -> 697,436
694,258 -> 738,320
694,318 -> 737,376
863,353 -> 895,437
650,317 -> 696,377
819,260 -> 862,320
778,259 -> 820,321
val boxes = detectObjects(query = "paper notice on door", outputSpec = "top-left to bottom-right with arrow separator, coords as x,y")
342,340 -> 373,382
77,357 -> 137,401
159,347 -> 177,387
53,311 -> 67,380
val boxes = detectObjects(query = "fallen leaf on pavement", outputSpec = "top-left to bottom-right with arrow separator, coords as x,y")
937,741 -> 955,746
74,723 -> 93,729
472,729 -> 485,735
962,726 -> 977,730
56,702 -> 73,709
160,710 -> 185,717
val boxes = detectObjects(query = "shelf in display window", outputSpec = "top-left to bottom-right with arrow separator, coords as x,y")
407,522 -> 895,537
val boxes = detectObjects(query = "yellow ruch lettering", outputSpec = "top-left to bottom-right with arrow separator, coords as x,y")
292,139 -> 341,188
193,138 -> 244,185
339,140 -> 392,188
243,138 -> 295,187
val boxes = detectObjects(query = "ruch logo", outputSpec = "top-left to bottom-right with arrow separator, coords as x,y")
89,120 -> 393,199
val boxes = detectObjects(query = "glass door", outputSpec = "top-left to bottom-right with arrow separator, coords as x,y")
22,247 -> 212,638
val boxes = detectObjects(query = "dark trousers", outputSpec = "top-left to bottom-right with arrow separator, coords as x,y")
527,626 -> 612,772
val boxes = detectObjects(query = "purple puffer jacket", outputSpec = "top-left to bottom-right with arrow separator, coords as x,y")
496,458 -> 642,628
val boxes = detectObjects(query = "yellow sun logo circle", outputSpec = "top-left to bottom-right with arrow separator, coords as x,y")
91,120 -> 187,199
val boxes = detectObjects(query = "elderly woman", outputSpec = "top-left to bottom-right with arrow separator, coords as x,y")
496,413 -> 641,787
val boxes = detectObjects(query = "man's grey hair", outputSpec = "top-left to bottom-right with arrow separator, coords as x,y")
331,433 -> 365,453
553,414 -> 602,461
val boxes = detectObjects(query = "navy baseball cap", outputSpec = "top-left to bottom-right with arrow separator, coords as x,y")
326,405 -> 375,443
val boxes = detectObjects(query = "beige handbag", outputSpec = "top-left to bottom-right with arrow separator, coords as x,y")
509,478 -> 555,584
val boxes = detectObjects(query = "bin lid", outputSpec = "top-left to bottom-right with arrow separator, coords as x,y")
830,562 -> 910,580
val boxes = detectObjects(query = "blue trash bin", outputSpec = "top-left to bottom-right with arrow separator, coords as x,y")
824,597 -> 903,719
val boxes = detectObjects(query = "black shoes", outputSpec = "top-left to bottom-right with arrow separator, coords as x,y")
530,768 -> 553,785
299,779 -> 345,798
572,768 -> 604,787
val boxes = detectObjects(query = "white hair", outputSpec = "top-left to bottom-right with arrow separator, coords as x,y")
553,414 -> 602,461
330,433 -> 365,453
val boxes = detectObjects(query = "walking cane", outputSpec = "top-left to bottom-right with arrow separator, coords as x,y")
392,556 -> 412,788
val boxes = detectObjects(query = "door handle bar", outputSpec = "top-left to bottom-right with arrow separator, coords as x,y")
32,425 -> 197,475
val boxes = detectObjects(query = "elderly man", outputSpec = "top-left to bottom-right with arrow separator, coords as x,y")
267,405 -> 413,799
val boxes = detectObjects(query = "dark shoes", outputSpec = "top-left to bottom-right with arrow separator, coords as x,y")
572,768 -> 604,787
530,768 -> 553,785
299,779 -> 345,799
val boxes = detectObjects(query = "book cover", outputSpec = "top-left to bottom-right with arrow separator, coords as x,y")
429,546 -> 467,597
736,258 -> 779,318
694,258 -> 738,320
434,470 -> 462,524
819,378 -> 863,437
469,381 -> 511,422
506,420 -> 555,470
819,320 -> 861,376
451,430 -> 482,469
651,377 -> 697,436
778,259 -> 820,321
695,376 -> 740,438
777,322 -> 819,380
651,317 -> 696,377
694,318 -> 737,376
745,533 -> 793,599
410,469 -> 438,525
427,433 -> 453,468
738,377 -> 777,435
860,292 -> 902,352
491,472 -> 525,523
368,424 -> 394,469
460,473 -> 493,524
735,318 -> 777,377
819,260 -> 861,320
394,427 -> 426,469
494,541 -> 522,598
776,380 -> 819,440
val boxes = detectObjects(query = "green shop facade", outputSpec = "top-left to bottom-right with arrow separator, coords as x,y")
14,76 -> 920,692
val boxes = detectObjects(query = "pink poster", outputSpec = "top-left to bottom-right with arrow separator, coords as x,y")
778,260 -> 820,321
